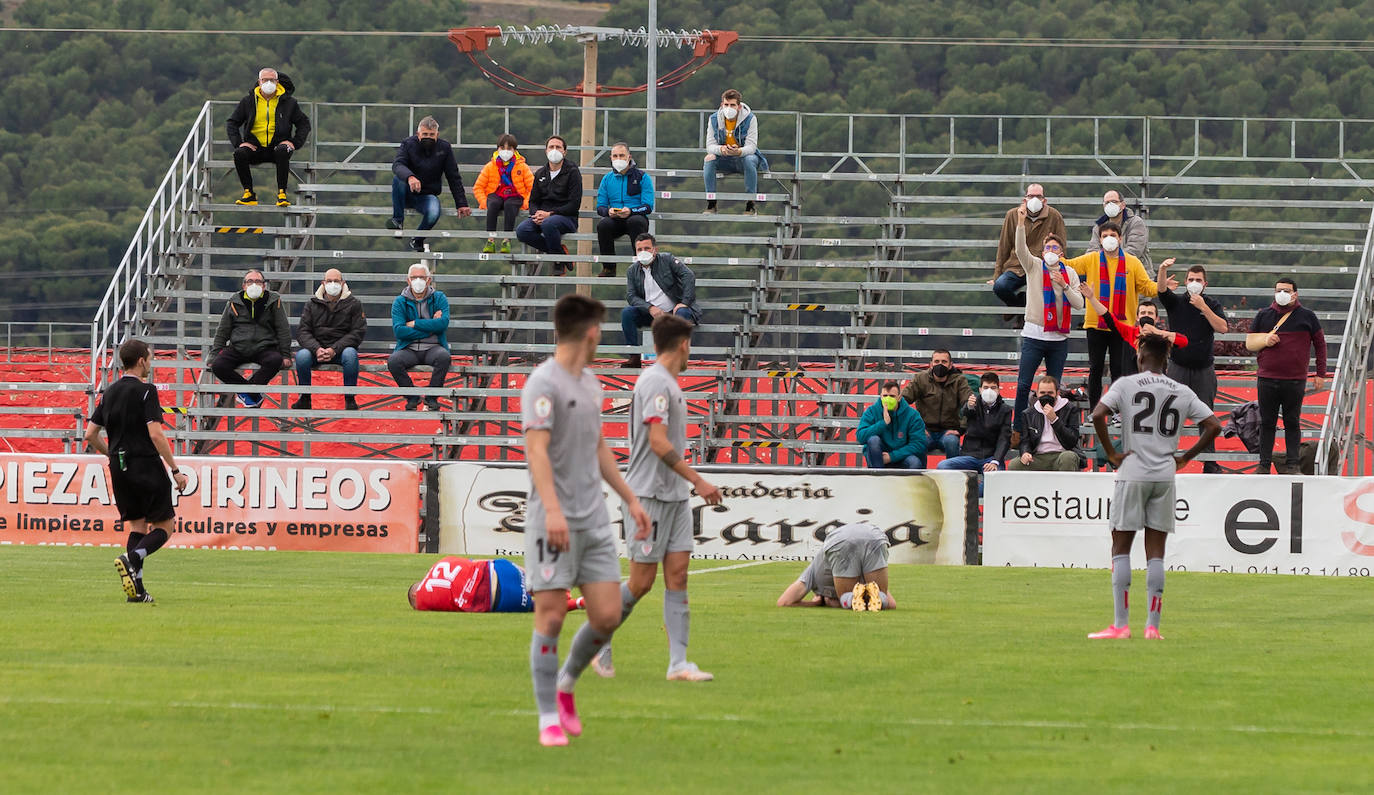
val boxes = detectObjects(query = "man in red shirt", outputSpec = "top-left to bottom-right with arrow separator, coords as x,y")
408,557 -> 582,613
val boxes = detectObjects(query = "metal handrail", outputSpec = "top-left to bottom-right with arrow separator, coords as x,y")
1317,206 -> 1374,475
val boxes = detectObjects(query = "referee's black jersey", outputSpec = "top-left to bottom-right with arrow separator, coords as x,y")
89,375 -> 164,460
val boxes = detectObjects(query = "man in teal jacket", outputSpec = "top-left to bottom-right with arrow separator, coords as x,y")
858,380 -> 928,469
388,262 -> 451,411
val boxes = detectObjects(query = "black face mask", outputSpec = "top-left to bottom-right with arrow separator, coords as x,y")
1139,316 -> 1157,328
931,364 -> 950,378
1038,394 -> 1055,406
419,138 -> 436,154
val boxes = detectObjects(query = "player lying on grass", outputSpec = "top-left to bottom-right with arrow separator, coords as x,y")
407,556 -> 584,613
776,521 -> 896,611
1089,333 -> 1220,640
591,314 -> 724,682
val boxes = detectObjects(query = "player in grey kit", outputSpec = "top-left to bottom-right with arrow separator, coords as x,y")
1090,333 -> 1220,640
522,293 -> 651,747
591,314 -> 723,682
775,522 -> 897,611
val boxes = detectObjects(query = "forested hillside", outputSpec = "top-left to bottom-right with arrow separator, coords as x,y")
3,0 -> 1374,324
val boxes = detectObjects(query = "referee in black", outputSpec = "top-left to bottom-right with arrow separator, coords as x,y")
84,339 -> 189,603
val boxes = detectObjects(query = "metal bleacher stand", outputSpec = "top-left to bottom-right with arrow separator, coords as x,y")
18,104 -> 1368,475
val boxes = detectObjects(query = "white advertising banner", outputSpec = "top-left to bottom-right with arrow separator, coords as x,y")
983,472 -> 1374,577
436,465 -> 975,565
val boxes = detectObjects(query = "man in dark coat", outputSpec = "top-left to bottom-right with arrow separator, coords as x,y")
292,268 -> 367,412
210,269 -> 292,409
225,68 -> 311,207
387,116 -> 472,253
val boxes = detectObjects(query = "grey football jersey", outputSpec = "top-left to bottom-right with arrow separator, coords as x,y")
521,358 -> 610,531
625,363 -> 690,502
1099,372 -> 1213,482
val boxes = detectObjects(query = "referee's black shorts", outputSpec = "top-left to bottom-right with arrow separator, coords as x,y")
110,458 -> 175,524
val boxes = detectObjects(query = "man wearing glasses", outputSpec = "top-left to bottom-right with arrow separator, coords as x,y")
1010,201 -> 1083,431
210,269 -> 292,408
991,183 -> 1067,326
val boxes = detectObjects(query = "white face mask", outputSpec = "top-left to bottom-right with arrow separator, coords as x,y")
496,149 -> 514,162
635,250 -> 655,265
1275,291 -> 1293,307
980,388 -> 999,405
1042,251 -> 1061,266
244,284 -> 264,300
324,282 -> 342,297
1186,281 -> 1204,296
1100,235 -> 1120,253
612,158 -> 629,172
722,106 -> 738,120
260,80 -> 277,96
1104,201 -> 1121,217
546,149 -> 564,165
1025,197 -> 1044,214
410,277 -> 429,294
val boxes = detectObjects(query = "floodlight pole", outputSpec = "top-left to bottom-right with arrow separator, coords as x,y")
646,0 -> 657,170
576,33 -> 599,294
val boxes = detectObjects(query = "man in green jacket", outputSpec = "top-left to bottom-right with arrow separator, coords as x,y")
900,349 -> 973,465
210,269 -> 291,409
858,380 -> 928,470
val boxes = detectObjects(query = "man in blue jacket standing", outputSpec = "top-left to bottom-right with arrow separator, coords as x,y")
388,262 -> 451,411
595,142 -> 655,278
387,116 -> 472,253
858,381 -> 928,470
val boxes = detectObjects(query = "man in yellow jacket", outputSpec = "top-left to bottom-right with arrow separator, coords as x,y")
1065,221 -> 1158,408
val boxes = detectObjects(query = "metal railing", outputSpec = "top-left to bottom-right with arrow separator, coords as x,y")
1317,206 -> 1374,476
0,322 -> 95,363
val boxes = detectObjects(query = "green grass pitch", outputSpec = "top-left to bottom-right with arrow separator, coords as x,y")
2,546 -> 1372,793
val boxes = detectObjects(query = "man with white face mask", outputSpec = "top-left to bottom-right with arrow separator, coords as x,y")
1088,189 -> 1151,269
621,234 -> 699,368
992,183 -> 1066,320
938,372 -> 1013,475
1155,261 -> 1228,470
703,89 -> 767,215
293,268 -> 367,412
210,269 -> 292,409
226,67 -> 311,207
594,142 -> 655,277
1251,277 -> 1327,474
1013,201 -> 1082,431
515,136 -> 583,275
388,262 -> 452,411
1066,221 -> 1158,409
387,116 -> 472,253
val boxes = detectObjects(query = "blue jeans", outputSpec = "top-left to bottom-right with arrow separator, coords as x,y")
621,305 -> 698,347
937,455 -> 1002,472
295,346 -> 359,387
515,214 -> 578,253
862,436 -> 922,470
391,177 -> 441,230
993,271 -> 1027,308
926,429 -> 962,464
704,153 -> 761,194
1014,335 -> 1070,428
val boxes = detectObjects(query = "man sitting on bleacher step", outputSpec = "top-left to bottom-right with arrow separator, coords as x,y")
388,262 -> 451,412
292,268 -> 367,412
387,116 -> 473,253
621,234 -> 700,369
209,269 -> 292,409
226,68 -> 310,208
515,136 -> 582,276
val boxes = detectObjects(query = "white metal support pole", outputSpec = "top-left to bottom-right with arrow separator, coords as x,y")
646,0 -> 658,170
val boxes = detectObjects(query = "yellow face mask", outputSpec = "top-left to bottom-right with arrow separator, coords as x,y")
880,396 -> 899,412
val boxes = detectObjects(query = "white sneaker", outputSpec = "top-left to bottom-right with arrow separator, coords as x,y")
666,661 -> 714,682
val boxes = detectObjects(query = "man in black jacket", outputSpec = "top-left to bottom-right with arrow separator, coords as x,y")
387,116 -> 472,253
292,268 -> 367,412
1008,374 -> 1085,471
621,234 -> 700,368
937,372 -> 1012,473
225,68 -> 311,207
515,136 -> 582,275
210,269 -> 292,409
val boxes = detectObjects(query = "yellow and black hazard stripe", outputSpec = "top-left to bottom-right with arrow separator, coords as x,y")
786,303 -> 825,311
765,370 -> 804,378
733,440 -> 785,449
161,406 -> 190,415
216,226 -> 265,234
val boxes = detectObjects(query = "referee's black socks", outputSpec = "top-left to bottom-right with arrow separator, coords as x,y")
132,528 -> 168,564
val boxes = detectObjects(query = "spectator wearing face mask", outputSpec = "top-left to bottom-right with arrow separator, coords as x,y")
1154,260 -> 1229,471
900,350 -> 973,467
1012,200 -> 1083,432
595,142 -> 655,278
387,116 -> 472,253
389,262 -> 451,412
1078,289 -> 1189,377
622,234 -> 699,368
938,372 -> 1013,474
472,133 -> 534,255
1009,375 -> 1085,471
515,135 -> 583,275
1250,277 -> 1327,474
1066,221 -> 1159,408
703,88 -> 768,215
991,183 -> 1066,320
226,67 -> 311,208
858,381 -> 927,471
292,268 -> 366,412
210,269 -> 292,409
1088,189 -> 1151,269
